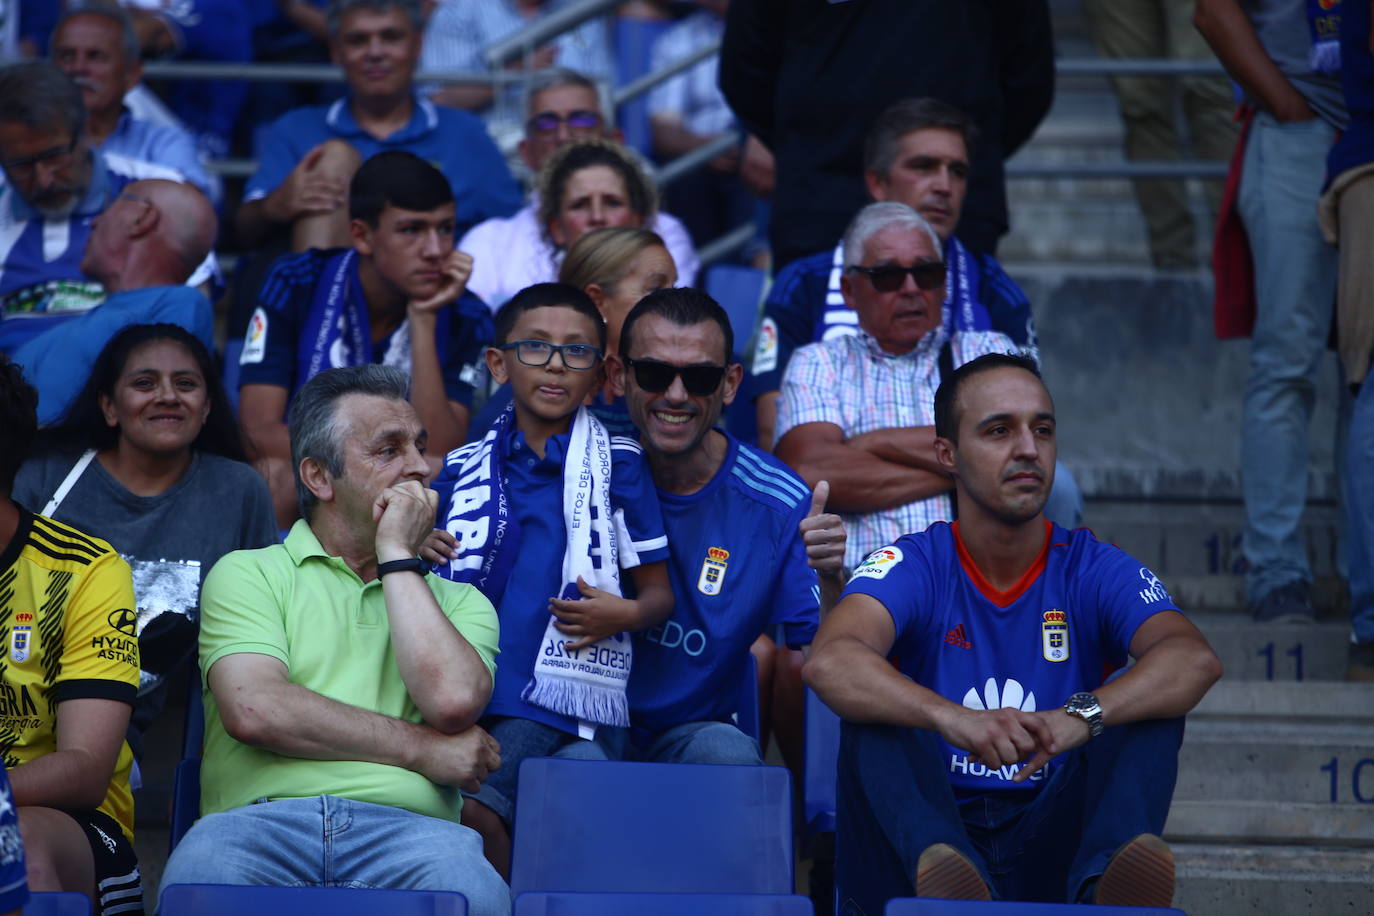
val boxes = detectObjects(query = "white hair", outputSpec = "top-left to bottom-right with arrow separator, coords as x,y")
841,201 -> 943,269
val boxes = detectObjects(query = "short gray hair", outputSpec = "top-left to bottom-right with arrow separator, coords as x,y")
288,365 -> 410,519
326,0 -> 422,37
0,61 -> 86,138
842,201 -> 943,270
54,1 -> 141,71
523,68 -> 611,123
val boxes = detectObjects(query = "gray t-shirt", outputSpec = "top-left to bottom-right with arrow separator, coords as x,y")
1245,0 -> 1348,128
13,450 -> 277,735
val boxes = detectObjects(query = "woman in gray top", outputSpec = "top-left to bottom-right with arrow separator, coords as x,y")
13,323 -> 278,761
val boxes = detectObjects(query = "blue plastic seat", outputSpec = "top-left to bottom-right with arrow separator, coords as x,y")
23,893 -> 91,915
169,668 -> 206,853
515,892 -> 813,915
735,652 -> 761,741
510,758 -> 793,897
803,687 -> 841,836
159,884 -> 468,915
703,263 -> 767,363
885,901 -> 1186,915
221,337 -> 243,413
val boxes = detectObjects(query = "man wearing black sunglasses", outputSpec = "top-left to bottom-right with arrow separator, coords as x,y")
775,202 -> 1018,572
597,288 -> 846,767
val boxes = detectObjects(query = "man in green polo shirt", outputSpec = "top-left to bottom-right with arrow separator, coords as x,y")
158,365 -> 510,915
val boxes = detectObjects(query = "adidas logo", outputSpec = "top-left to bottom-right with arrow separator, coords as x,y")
961,677 -> 1038,713
945,624 -> 972,650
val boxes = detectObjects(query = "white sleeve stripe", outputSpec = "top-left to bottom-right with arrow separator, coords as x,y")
631,535 -> 668,553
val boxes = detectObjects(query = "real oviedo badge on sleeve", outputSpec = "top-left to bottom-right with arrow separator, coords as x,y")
1042,609 -> 1069,662
697,547 -> 730,596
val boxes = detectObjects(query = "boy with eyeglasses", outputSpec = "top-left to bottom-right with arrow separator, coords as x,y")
428,282 -> 672,878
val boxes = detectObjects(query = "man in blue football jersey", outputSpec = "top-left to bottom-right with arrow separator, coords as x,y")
606,288 -> 847,764
804,353 -> 1221,912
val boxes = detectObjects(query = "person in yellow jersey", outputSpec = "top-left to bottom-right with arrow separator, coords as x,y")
0,355 -> 141,916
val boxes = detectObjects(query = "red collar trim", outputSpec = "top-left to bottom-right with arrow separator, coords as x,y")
952,519 -> 1053,608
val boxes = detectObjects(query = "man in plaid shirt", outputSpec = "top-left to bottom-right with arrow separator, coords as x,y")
775,202 -> 1014,568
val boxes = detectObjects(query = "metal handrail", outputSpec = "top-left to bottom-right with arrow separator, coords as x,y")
138,56 -> 1228,84
141,60 -> 550,85
482,0 -> 623,68
612,40 -> 720,105
656,132 -> 741,187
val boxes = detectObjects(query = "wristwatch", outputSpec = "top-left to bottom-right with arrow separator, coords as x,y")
1063,692 -> 1104,738
377,558 -> 426,578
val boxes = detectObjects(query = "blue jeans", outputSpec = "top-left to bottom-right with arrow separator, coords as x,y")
1237,112 -> 1339,603
158,795 -> 510,916
593,721 -> 764,765
833,717 -> 1183,915
1349,376 -> 1374,643
466,717 -> 608,828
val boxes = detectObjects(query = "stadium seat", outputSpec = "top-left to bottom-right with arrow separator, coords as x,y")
222,338 -> 243,413
803,687 -> 841,837
159,884 -> 469,915
23,893 -> 91,915
170,668 -> 206,853
612,17 -> 675,159
514,892 -> 813,915
884,901 -> 1186,915
510,758 -> 793,897
703,263 -> 767,363
169,757 -> 201,853
736,652 -> 761,741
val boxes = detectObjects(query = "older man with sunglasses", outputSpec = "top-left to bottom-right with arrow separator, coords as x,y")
776,202 -> 1016,570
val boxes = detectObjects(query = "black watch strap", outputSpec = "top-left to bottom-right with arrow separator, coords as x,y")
377,558 -> 426,578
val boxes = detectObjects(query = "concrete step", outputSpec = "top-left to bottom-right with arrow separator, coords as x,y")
1193,680 -> 1374,721
1083,521 -> 1343,581
1177,720 -> 1374,804
1173,842 -> 1374,915
1168,576 -> 1349,616
1190,616 -> 1351,681
1164,799 -> 1374,846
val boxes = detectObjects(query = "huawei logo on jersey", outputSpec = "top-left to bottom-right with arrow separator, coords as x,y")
961,677 -> 1038,713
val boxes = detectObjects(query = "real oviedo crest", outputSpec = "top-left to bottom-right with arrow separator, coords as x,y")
1041,609 -> 1069,662
697,547 -> 730,596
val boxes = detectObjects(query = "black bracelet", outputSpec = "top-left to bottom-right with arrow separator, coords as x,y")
377,558 -> 426,578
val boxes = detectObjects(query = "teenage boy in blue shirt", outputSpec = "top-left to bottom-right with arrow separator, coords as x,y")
430,282 -> 672,877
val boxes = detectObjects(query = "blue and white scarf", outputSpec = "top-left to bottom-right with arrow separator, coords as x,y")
1305,0 -> 1342,75
295,249 -> 421,395
438,405 -> 632,729
823,234 -> 979,343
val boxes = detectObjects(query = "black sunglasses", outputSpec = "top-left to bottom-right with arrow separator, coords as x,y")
625,358 -> 726,396
849,262 -> 947,292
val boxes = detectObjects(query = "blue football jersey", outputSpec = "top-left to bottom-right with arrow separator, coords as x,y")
842,520 -> 1178,794
630,434 -> 821,734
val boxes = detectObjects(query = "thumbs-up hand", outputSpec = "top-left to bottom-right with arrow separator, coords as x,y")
799,480 -> 846,579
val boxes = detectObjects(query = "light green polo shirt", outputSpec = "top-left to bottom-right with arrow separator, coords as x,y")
197,520 -> 500,820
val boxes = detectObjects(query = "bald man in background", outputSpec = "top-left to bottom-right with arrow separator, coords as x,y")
10,178 -> 218,425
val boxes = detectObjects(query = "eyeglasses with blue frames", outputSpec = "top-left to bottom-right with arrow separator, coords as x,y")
526,109 -> 603,136
499,339 -> 604,370
847,261 -> 947,292
624,358 -> 727,396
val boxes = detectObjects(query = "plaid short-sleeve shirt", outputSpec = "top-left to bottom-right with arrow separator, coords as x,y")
776,327 -> 1015,567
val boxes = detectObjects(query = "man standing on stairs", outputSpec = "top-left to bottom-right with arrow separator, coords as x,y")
804,353 -> 1222,912
1194,0 -> 1347,625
